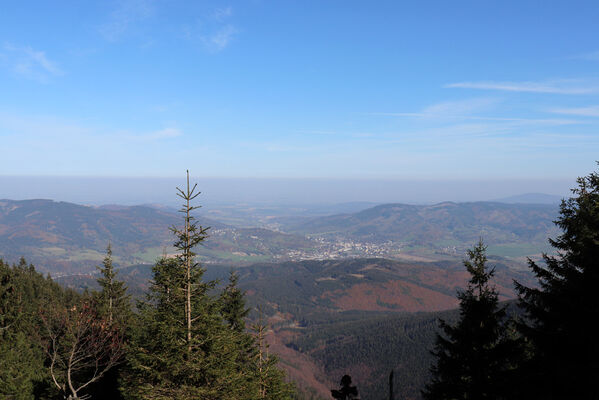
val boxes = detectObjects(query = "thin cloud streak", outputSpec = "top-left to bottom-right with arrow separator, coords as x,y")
550,105 -> 599,117
374,112 -> 581,126
446,80 -> 599,94
2,44 -> 63,82
421,98 -> 498,115
0,112 -> 182,145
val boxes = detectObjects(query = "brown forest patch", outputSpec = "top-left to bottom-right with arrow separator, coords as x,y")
324,280 -> 459,312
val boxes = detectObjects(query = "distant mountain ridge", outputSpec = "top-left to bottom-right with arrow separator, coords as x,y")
1,198 -> 562,274
286,201 -> 559,258
492,192 -> 564,204
0,199 -> 313,273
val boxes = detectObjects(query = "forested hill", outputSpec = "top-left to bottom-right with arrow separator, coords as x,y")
287,201 -> 559,254
0,199 -> 196,272
232,258 -> 533,317
57,257 -> 535,317
0,199 -> 314,273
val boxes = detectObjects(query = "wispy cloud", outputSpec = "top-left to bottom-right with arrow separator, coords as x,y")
445,80 -> 599,94
213,6 -> 233,21
183,6 -> 237,52
421,98 -> 497,116
201,25 -> 237,52
295,129 -> 375,138
550,105 -> 599,117
99,0 -> 154,41
372,98 -> 580,126
379,112 -> 580,126
0,111 -> 182,144
2,44 -> 63,82
370,98 -> 497,120
0,112 -> 191,175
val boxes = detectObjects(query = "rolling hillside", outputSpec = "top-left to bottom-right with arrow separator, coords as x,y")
232,258 -> 532,318
286,201 -> 559,258
0,199 -> 314,273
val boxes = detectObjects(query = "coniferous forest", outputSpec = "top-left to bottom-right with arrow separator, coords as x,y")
0,173 -> 294,400
423,166 -> 599,399
2,167 -> 599,399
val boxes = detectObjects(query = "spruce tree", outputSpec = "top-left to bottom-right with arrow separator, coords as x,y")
92,244 -> 132,400
125,172 -> 279,399
170,171 -> 210,356
95,244 -> 131,327
515,166 -> 599,399
422,240 -> 514,400
220,270 -> 250,333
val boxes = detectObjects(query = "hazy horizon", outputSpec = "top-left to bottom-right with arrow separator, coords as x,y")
2,1 -> 599,183
0,175 -> 573,207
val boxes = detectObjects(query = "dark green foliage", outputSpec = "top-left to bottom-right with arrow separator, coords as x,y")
0,259 -> 43,399
95,244 -> 132,327
125,257 -> 241,399
0,328 -> 40,398
516,167 -> 599,399
220,270 -> 250,332
124,173 -> 293,399
0,258 -> 81,399
53,257 -> 533,399
125,258 -> 286,399
423,241 -> 516,400
288,309 -> 462,400
91,244 -> 133,400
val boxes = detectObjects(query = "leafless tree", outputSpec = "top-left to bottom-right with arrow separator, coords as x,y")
40,300 -> 126,400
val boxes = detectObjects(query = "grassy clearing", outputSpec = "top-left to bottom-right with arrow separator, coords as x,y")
66,249 -> 106,262
132,246 -> 176,263
487,242 -> 551,258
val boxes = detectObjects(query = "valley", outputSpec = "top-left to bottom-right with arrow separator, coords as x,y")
1,198 -> 559,275
1,197 -> 553,399
56,257 -> 536,399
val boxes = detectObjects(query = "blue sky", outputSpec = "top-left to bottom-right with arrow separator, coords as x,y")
1,0 -> 598,182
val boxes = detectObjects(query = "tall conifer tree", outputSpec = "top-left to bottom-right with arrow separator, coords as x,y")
95,244 -> 131,327
170,171 -> 209,356
423,240 -> 515,400
125,172 -> 294,399
93,244 -> 131,400
515,166 -> 599,399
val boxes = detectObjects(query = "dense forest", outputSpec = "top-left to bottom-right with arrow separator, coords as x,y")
2,167 -> 599,399
421,167 -> 599,399
0,174 -> 294,400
